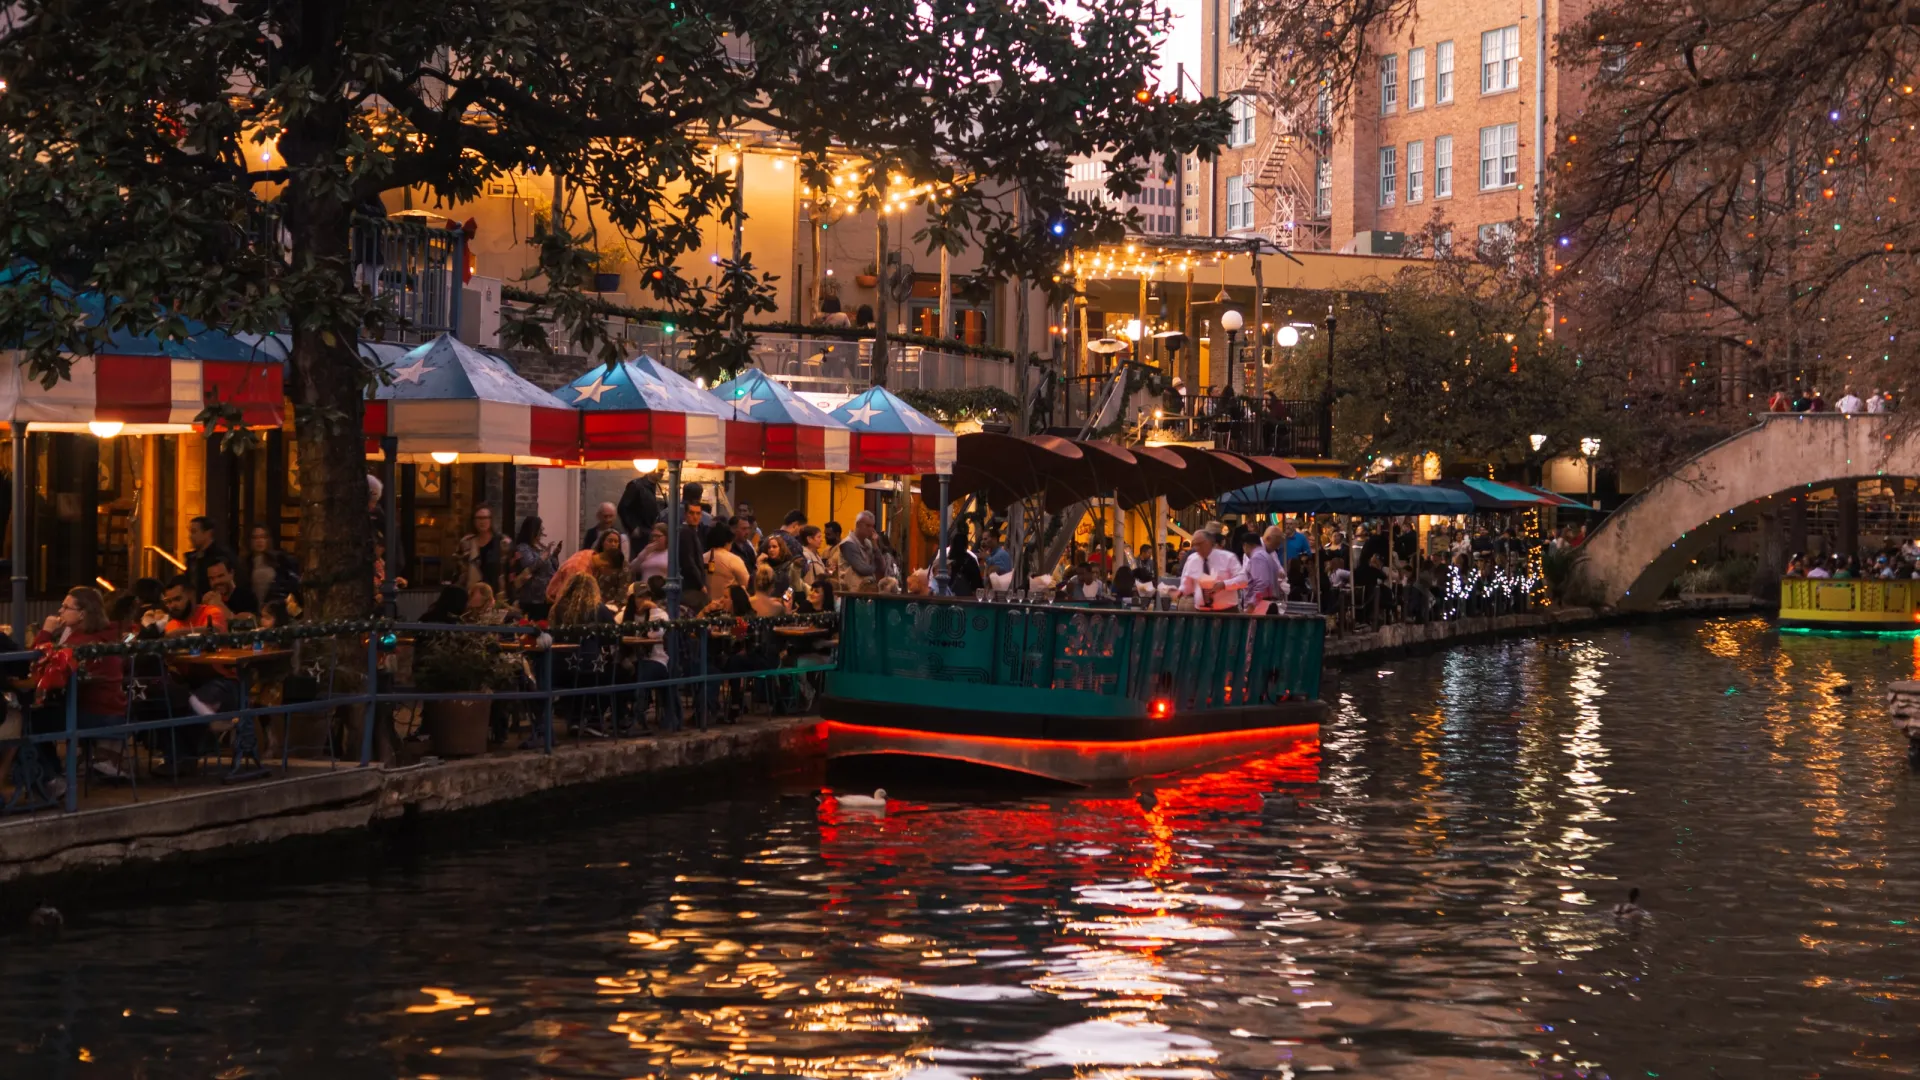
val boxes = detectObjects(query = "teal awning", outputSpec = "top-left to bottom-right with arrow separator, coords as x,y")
1220,478 -> 1475,515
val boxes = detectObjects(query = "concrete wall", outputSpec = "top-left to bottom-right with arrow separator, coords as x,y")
1570,414 -> 1919,609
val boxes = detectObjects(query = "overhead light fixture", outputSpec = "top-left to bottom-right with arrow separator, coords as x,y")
1220,310 -> 1244,332
742,466 -> 764,475
1529,433 -> 1547,451
1276,326 -> 1300,347
430,451 -> 460,465
633,458 -> 661,474
87,420 -> 124,438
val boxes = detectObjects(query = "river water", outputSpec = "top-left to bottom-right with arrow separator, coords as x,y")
5,616 -> 1918,1079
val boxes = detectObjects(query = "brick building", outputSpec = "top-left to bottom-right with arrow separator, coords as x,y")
1190,0 -> 1590,255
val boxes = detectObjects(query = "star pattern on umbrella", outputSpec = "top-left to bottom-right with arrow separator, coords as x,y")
574,374 -> 616,404
844,402 -> 881,426
735,391 -> 768,415
637,382 -> 670,404
390,356 -> 432,385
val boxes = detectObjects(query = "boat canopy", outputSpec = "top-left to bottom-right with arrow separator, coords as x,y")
1220,477 -> 1476,515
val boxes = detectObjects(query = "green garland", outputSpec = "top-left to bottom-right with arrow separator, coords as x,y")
500,285 -> 1018,360
66,612 -> 839,659
896,386 -> 1022,423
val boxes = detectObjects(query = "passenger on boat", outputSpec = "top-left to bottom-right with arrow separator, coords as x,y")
1178,530 -> 1246,611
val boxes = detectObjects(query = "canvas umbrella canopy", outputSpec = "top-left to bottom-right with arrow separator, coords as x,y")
830,385 -> 955,475
554,356 -> 736,467
709,367 -> 850,471
364,333 -> 577,464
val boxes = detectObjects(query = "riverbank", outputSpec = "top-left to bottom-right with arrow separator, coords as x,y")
1323,594 -> 1760,663
0,718 -> 824,890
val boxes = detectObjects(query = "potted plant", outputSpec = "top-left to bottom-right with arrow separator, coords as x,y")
854,261 -> 879,288
590,245 -> 632,293
411,632 -> 519,757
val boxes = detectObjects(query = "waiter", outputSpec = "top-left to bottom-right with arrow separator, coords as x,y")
1177,529 -> 1247,612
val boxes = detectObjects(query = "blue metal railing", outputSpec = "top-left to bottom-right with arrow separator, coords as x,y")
2,617 -> 834,815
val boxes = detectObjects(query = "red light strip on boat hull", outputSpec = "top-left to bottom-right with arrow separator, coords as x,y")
824,720 -> 1320,785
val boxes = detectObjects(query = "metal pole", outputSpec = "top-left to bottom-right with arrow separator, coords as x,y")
1321,310 -> 1337,457
10,425 -> 25,634
934,474 -> 951,594
360,631 -> 378,766
731,150 -> 747,350
380,435 -> 399,618
938,244 -> 951,340
873,209 -> 890,386
665,460 -> 683,615
1250,246 -> 1266,393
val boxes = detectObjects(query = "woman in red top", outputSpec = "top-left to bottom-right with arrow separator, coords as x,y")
32,586 -> 130,779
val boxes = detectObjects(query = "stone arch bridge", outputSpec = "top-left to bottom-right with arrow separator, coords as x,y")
1570,414 -> 1920,609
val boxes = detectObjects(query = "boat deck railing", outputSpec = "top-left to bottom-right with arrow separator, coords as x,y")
834,594 -> 1323,713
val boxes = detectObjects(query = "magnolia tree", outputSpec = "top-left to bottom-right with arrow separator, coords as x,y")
0,0 -> 1226,620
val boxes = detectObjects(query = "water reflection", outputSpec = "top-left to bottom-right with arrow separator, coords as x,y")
3,617 -> 1917,1078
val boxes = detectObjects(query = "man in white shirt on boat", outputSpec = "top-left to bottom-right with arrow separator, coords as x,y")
1179,529 -> 1247,611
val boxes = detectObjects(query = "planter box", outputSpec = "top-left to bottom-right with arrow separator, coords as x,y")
854,274 -> 879,288
425,699 -> 491,757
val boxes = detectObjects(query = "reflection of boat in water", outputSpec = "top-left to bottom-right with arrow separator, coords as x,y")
822,594 -> 1326,785
1778,577 -> 1920,634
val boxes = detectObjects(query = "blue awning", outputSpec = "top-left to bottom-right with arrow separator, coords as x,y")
1220,477 -> 1476,516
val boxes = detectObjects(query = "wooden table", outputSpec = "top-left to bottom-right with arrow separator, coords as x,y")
167,647 -> 295,782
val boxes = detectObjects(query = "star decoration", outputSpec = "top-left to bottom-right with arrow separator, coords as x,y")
637,382 -> 670,404
736,391 -> 768,415
574,374 -> 616,404
844,402 -> 881,426
391,356 -> 432,385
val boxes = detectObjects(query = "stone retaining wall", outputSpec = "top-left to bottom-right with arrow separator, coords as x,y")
1323,595 -> 1759,662
0,719 -> 825,887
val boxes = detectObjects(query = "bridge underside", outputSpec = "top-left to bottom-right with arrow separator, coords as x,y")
1570,416 -> 1920,610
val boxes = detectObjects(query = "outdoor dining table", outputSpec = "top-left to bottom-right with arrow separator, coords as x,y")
167,645 -> 296,783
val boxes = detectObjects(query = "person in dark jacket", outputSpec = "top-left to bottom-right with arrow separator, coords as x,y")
618,475 -> 660,536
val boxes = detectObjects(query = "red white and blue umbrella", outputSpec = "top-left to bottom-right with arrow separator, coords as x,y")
561,355 -> 747,467
365,333 -> 576,464
709,368 -> 850,472
829,385 -> 955,475
1,325 -> 286,434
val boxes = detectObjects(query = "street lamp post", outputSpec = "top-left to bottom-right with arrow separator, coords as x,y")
1579,437 -> 1601,510
1219,309 -> 1243,397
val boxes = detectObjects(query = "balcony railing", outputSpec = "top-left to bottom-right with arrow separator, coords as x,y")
643,333 -> 1033,397
352,215 -> 466,342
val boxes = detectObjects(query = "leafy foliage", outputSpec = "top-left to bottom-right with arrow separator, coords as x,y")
895,387 -> 1022,423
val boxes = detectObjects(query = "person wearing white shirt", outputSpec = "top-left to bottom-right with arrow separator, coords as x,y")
1178,531 -> 1247,611
1243,525 -> 1289,612
1836,389 -> 1864,413
1868,389 -> 1889,414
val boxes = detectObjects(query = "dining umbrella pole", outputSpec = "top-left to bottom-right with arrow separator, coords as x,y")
380,435 -> 399,617
665,460 -> 683,616
10,426 -> 25,631
934,474 -> 951,594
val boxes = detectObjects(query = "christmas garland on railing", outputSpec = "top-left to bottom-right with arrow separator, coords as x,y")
499,285 -> 1019,361
66,612 -> 839,659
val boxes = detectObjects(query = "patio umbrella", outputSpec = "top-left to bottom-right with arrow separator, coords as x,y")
555,356 -> 733,467
830,385 -> 955,475
0,319 -> 288,434
364,333 -> 576,464
709,367 -> 850,471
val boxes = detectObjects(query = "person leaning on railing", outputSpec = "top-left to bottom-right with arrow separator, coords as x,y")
24,587 -> 130,782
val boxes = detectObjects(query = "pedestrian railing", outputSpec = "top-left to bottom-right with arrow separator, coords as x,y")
2,614 -> 836,815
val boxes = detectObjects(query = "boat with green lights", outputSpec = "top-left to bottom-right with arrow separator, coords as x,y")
1778,576 -> 1920,633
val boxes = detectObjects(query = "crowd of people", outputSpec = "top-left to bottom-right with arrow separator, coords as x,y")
1784,538 -> 1920,580
1766,387 -> 1896,414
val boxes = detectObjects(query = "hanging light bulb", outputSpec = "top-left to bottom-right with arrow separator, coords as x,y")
431,451 -> 460,465
742,466 -> 764,475
633,458 -> 661,474
87,420 -> 124,439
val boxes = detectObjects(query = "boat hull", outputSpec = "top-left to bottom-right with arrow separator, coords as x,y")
1778,576 -> 1920,633
822,698 -> 1327,785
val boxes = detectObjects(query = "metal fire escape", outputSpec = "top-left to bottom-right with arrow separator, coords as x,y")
1221,49 -> 1331,252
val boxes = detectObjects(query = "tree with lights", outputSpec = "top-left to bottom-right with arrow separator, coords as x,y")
0,0 -> 1226,621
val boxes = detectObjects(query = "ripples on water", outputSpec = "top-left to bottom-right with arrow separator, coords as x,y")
5,617 -> 1918,1078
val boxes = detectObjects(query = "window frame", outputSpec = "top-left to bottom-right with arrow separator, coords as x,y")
1227,95 -> 1256,148
1380,53 -> 1398,114
1478,122 -> 1518,189
1379,145 -> 1397,207
1314,157 -> 1332,218
1225,174 -> 1254,231
1408,47 -> 1426,109
1436,40 -> 1454,104
1406,140 -> 1424,203
1434,134 -> 1454,198
1480,25 -> 1520,94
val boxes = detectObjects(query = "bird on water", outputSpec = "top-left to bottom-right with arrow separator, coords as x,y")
1612,888 -> 1645,920
833,789 -> 888,810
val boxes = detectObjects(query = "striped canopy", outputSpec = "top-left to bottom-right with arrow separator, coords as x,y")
829,386 -> 955,475
560,355 -> 746,467
365,334 -> 576,464
709,368 -> 850,472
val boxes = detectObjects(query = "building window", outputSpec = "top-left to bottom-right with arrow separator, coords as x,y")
1437,228 -> 1453,255
1406,140 -> 1424,202
1479,123 -> 1518,188
1315,158 -> 1331,217
1227,0 -> 1243,45
1379,146 -> 1397,207
1380,54 -> 1398,113
1434,135 -> 1453,197
1481,25 -> 1520,93
1478,221 -> 1516,258
1225,175 -> 1254,230
1408,47 -> 1426,109
1185,205 -> 1197,223
1315,87 -> 1331,130
1436,40 -> 1454,103
1228,95 -> 1256,148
